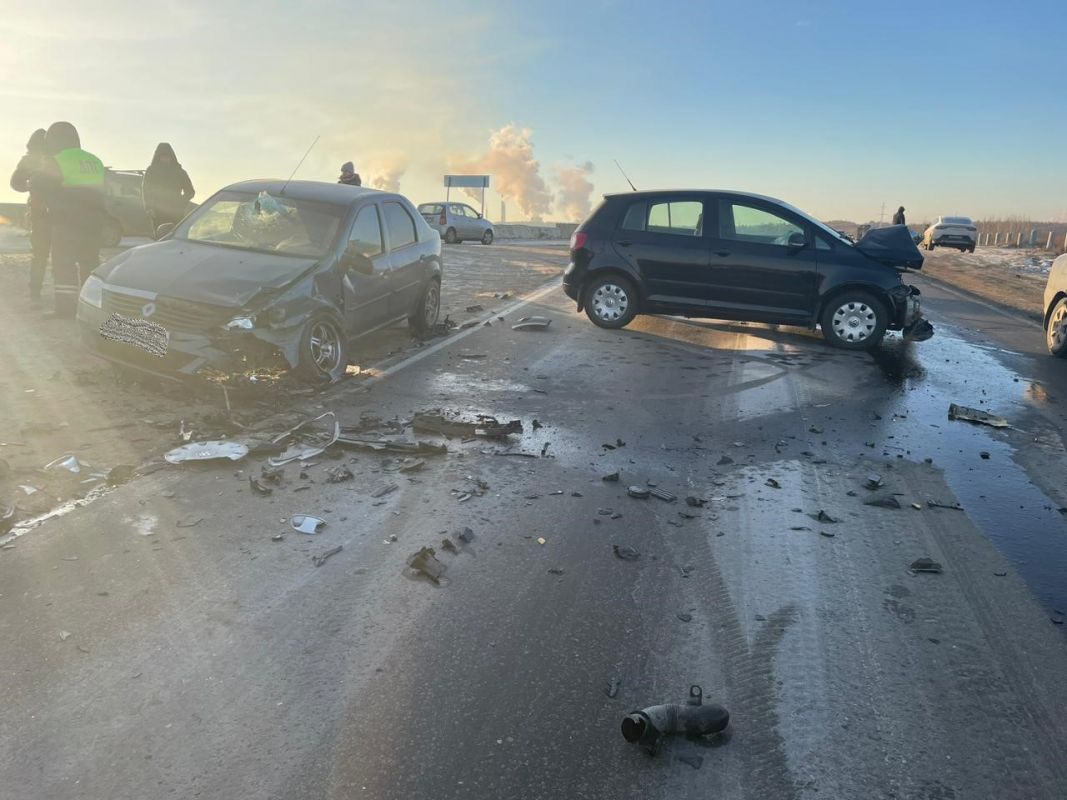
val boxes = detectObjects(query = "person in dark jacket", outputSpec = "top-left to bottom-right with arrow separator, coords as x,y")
338,161 -> 362,186
9,129 -> 51,301
142,143 -> 195,234
892,206 -> 906,226
34,121 -> 106,318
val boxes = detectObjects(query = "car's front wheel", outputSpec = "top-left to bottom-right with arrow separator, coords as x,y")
481,229 -> 494,245
444,228 -> 458,244
1046,298 -> 1067,357
584,275 -> 638,329
295,313 -> 348,382
820,291 -> 888,350
409,278 -> 441,335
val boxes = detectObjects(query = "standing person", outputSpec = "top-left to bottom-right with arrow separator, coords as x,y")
35,121 -> 105,318
892,206 -> 906,226
9,129 -> 51,302
338,161 -> 362,186
142,143 -> 195,235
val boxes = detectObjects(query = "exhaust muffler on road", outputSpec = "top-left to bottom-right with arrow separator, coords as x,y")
621,685 -> 730,753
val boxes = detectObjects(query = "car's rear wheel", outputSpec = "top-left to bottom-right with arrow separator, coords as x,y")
101,217 -> 123,248
295,313 -> 348,382
481,229 -> 494,245
584,275 -> 638,329
1046,298 -> 1067,357
409,278 -> 441,335
820,291 -> 888,350
444,228 -> 458,244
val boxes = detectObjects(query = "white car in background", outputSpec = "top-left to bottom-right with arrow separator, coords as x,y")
922,216 -> 977,252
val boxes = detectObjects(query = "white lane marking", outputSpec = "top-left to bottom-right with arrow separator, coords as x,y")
358,279 -> 562,385
919,274 -> 1041,329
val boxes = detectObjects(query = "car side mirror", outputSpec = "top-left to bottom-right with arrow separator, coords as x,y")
786,232 -> 808,250
342,244 -> 374,275
155,222 -> 175,240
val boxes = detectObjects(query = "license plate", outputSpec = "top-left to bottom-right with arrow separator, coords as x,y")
99,313 -> 169,358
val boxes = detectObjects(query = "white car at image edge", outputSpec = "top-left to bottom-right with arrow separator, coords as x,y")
922,216 -> 977,252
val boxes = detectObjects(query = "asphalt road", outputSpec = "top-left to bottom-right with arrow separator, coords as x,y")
3,245 -> 1067,799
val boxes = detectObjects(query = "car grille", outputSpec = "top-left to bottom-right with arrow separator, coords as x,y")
103,290 -> 230,333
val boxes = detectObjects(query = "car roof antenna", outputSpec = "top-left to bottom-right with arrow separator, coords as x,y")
279,135 -> 321,196
613,159 -> 637,192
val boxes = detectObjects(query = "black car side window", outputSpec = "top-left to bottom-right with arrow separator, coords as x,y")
348,205 -> 383,257
643,201 -> 704,236
384,202 -> 417,250
719,201 -> 804,246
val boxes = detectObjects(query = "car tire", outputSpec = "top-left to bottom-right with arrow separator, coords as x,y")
101,217 -> 123,248
481,229 -> 494,245
294,313 -> 348,382
1046,298 -> 1067,357
409,278 -> 441,336
820,291 -> 888,350
584,274 -> 638,329
444,228 -> 458,244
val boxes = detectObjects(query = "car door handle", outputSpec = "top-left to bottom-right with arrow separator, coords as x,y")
714,250 -> 731,257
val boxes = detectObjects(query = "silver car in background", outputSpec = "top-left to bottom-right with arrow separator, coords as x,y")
418,202 -> 494,245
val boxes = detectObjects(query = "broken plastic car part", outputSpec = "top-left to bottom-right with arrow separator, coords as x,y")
290,514 -> 326,534
269,412 -> 340,466
164,441 -> 249,464
621,685 -> 730,754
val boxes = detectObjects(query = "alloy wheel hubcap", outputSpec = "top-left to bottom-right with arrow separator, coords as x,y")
425,285 -> 440,325
831,302 -> 876,342
1051,307 -> 1067,348
592,284 -> 629,321
309,322 -> 342,372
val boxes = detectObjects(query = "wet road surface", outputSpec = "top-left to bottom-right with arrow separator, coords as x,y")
3,248 -> 1067,799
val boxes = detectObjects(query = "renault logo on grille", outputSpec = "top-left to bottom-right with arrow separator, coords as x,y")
141,302 -> 157,318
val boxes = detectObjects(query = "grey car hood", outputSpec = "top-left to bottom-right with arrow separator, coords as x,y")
99,239 -> 319,307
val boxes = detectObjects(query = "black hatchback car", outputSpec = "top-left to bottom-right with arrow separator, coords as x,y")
563,190 -> 932,349
77,180 -> 443,381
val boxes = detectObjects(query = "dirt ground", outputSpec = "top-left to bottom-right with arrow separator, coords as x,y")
0,231 -> 565,525
921,246 -> 1056,320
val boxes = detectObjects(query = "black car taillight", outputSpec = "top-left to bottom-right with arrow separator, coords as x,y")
571,231 -> 588,251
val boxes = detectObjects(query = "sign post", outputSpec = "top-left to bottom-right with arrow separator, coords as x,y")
444,175 -> 491,216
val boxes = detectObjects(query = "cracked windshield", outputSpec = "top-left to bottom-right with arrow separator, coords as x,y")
2,1 -> 1067,798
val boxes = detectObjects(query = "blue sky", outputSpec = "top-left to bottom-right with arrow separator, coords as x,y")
2,0 -> 1064,223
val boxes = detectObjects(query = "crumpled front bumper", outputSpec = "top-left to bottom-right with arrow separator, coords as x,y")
77,301 -> 302,380
889,284 -> 934,341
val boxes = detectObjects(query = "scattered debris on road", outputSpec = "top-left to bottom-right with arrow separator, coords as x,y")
910,557 -> 943,574
865,474 -> 883,490
812,510 -> 839,523
291,514 -> 326,534
948,403 -> 1009,429
176,516 -> 203,528
512,316 -> 552,331
371,483 -> 399,499
312,545 -> 343,567
456,527 -> 474,544
649,487 -> 676,502
765,478 -> 781,489
412,412 -> 522,439
407,546 -> 446,583
685,496 -> 705,508
621,685 -> 730,754
602,471 -> 620,482
927,500 -> 964,511
676,612 -> 693,622
165,441 -> 249,464
325,464 -> 354,483
865,496 -> 902,509
613,544 -> 641,561
269,412 -> 340,466
605,677 -> 621,699
249,476 -> 273,495
43,454 -> 88,473
627,486 -> 650,499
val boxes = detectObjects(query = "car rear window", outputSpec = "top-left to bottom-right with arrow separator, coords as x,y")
418,204 -> 443,215
943,216 -> 972,225
384,201 -> 417,249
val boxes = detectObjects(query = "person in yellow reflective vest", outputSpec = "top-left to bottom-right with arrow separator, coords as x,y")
36,121 -> 105,318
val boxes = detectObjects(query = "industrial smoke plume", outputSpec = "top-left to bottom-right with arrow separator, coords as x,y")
369,156 -> 408,192
450,125 -> 553,221
555,161 -> 595,222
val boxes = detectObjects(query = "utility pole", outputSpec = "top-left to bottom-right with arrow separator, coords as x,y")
879,202 -> 885,227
